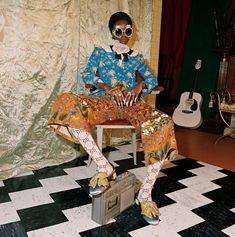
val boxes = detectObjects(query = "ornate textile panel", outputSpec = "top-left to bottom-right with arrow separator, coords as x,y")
0,0 -> 81,180
0,0 -> 80,147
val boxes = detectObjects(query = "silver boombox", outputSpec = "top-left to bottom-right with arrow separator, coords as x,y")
91,171 -> 136,225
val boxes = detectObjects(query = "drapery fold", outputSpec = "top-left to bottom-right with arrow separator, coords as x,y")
158,0 -> 192,99
0,0 -> 156,180
0,0 -> 81,180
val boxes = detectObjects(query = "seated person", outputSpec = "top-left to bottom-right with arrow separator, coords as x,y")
48,11 -> 178,225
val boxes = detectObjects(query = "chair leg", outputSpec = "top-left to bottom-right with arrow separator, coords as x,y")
132,128 -> 137,165
87,156 -> 92,167
97,126 -> 103,152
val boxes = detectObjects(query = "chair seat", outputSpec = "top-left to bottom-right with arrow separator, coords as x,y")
87,119 -> 137,166
100,119 -> 132,126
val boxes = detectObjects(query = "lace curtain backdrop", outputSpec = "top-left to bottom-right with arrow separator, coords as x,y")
0,0 -> 159,180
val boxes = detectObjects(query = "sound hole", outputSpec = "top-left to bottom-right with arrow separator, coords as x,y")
182,110 -> 193,114
190,99 -> 198,111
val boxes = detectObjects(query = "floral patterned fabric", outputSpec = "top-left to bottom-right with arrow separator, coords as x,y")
48,92 -> 178,164
82,46 -> 158,96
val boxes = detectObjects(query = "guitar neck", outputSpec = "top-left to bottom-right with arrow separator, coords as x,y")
188,69 -> 199,99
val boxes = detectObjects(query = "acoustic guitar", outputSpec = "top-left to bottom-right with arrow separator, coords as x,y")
173,59 -> 203,129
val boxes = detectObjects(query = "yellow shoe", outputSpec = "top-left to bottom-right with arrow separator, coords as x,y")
89,171 -> 116,196
136,199 -> 160,225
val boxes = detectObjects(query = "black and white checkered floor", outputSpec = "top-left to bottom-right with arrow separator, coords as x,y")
0,143 -> 234,237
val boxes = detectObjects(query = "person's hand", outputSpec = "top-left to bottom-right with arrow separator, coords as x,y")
107,87 -> 125,108
125,82 -> 143,107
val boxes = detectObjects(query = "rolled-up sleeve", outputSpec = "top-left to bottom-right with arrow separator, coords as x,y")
82,47 -> 100,86
138,54 -> 158,94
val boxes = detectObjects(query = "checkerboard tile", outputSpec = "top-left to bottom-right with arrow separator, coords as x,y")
27,222 -> 76,237
9,187 -> 54,210
39,175 -> 80,194
0,143 -> 234,237
222,224 -> 235,237
0,202 -> 20,225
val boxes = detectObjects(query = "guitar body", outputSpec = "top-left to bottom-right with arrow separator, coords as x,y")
173,92 -> 203,129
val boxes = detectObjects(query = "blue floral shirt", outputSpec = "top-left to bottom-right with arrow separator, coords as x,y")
82,46 -> 158,96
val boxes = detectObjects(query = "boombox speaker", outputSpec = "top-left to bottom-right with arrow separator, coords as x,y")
91,171 -> 136,225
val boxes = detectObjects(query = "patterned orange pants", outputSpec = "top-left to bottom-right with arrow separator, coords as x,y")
48,92 -> 178,164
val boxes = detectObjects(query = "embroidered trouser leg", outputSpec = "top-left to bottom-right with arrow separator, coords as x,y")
124,100 -> 178,163
124,100 -> 178,202
48,93 -> 124,175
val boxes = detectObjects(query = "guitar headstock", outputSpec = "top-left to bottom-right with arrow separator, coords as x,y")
195,59 -> 202,70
